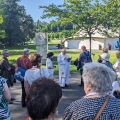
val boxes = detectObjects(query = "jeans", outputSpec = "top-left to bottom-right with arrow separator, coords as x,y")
80,69 -> 84,85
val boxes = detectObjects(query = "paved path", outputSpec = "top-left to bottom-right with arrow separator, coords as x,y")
9,74 -> 85,120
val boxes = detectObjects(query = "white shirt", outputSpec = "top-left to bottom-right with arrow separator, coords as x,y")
46,58 -> 54,75
112,80 -> 120,93
24,68 -> 50,86
113,59 -> 120,72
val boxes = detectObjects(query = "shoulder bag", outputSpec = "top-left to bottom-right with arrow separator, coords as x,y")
94,95 -> 109,120
14,57 -> 26,82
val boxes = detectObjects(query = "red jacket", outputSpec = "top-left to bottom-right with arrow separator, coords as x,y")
15,55 -> 32,70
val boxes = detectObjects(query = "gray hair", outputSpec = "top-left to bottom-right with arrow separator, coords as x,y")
103,48 -> 108,53
23,48 -> 30,55
83,62 -> 116,93
81,45 -> 86,50
1,49 -> 9,55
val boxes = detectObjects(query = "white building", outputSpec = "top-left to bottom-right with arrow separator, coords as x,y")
64,29 -> 119,50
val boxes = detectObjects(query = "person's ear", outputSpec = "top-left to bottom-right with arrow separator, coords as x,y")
48,108 -> 58,120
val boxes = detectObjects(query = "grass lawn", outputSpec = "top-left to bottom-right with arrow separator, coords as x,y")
48,39 -> 61,46
0,44 -> 117,75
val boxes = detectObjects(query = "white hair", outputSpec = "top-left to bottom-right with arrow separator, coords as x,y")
23,48 -> 30,55
1,49 -> 9,55
83,62 -> 116,93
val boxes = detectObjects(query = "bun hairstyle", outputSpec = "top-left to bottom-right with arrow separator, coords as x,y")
47,52 -> 54,58
30,53 -> 42,66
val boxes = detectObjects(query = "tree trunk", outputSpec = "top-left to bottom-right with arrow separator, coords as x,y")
89,33 -> 92,53
118,32 -> 120,51
9,38 -> 12,47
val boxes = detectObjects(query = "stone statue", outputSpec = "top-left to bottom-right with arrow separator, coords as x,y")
34,33 -> 45,45
34,33 -> 48,64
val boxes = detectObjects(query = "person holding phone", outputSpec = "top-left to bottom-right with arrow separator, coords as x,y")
46,52 -> 55,79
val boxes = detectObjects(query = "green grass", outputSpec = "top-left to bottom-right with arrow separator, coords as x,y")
48,40 -> 61,46
0,44 -> 117,75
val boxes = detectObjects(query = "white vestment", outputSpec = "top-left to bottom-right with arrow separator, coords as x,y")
57,53 -> 70,87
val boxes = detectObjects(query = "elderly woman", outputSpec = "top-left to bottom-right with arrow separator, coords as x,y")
98,48 -> 109,63
63,62 -> 120,120
26,78 -> 62,120
24,53 -> 51,94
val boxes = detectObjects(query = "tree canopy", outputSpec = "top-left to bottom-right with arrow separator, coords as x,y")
34,19 -> 77,41
0,0 -> 35,46
40,0 -> 120,52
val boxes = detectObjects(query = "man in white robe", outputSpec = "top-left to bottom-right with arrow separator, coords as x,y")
57,49 -> 70,87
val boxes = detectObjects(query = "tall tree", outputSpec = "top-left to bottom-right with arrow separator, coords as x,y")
105,0 -> 120,50
40,0 -> 120,53
2,0 -> 26,46
21,14 -> 35,42
0,0 -> 6,42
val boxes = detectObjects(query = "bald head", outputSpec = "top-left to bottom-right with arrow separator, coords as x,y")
62,49 -> 66,55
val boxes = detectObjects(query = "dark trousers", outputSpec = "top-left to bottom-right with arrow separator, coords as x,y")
21,81 -> 26,107
2,70 -> 11,88
80,69 -> 84,85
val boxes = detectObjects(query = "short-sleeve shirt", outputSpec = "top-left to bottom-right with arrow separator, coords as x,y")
114,59 -> 120,72
24,68 -> 50,86
0,77 -> 10,119
46,58 -> 54,75
112,80 -> 120,93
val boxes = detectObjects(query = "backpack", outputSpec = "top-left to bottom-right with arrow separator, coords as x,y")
83,52 -> 92,63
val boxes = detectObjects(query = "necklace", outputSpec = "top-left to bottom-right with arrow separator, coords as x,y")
85,92 -> 107,98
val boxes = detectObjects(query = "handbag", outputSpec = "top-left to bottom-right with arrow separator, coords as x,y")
14,58 -> 26,82
94,96 -> 109,120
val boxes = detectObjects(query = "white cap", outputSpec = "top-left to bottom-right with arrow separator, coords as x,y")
100,53 -> 110,61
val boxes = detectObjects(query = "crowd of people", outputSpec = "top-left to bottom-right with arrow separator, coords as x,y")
0,46 -> 120,120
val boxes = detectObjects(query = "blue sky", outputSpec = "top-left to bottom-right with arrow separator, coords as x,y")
18,0 -> 64,22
